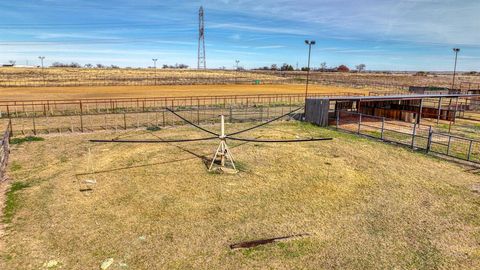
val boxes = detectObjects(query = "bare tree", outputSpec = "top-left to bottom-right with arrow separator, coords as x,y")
320,62 -> 327,71
356,64 -> 366,72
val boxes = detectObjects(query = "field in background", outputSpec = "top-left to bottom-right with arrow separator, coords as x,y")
0,84 -> 367,101
2,122 -> 480,269
1,67 -> 479,90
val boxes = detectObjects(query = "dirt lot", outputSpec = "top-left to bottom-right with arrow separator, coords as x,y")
1,122 -> 480,269
0,84 -> 367,101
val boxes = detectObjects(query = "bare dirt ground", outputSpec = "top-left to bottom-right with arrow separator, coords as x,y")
1,122 -> 480,269
0,84 -> 367,101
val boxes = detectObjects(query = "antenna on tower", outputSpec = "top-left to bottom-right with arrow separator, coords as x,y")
198,6 -> 206,70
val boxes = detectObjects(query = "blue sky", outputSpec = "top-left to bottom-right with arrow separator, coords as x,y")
0,0 -> 479,71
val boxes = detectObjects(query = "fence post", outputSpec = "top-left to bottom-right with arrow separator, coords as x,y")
80,101 -> 84,133
336,110 -> 339,129
447,136 -> 452,156
426,127 -> 433,153
32,114 -> 36,135
357,114 -> 362,134
467,140 -> 473,161
411,123 -> 417,149
6,105 -> 13,137
8,120 -> 12,141
197,99 -> 200,124
381,117 -> 385,140
123,113 -> 127,130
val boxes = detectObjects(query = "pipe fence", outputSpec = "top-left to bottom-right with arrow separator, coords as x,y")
0,92 -> 361,119
4,92 -> 354,136
334,110 -> 480,164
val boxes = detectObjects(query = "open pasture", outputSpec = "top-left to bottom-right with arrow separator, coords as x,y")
2,122 -> 480,269
0,84 -> 367,101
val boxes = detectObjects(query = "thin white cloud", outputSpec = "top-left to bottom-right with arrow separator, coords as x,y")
255,45 -> 286,49
209,22 -> 309,35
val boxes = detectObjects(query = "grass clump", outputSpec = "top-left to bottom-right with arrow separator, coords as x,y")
146,126 -> 161,131
10,136 -> 44,145
3,181 -> 30,223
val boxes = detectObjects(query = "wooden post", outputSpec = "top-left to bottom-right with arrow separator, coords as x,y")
417,98 -> 423,125
123,113 -> 127,130
426,126 -> 433,153
32,114 -> 36,135
467,140 -> 473,161
411,122 -> 417,149
336,110 -> 339,129
381,117 -> 385,140
436,97 -> 442,124
162,111 -> 165,127
357,114 -> 362,134
6,105 -> 13,137
197,99 -> 200,124
80,101 -> 84,132
453,97 -> 459,124
447,136 -> 452,155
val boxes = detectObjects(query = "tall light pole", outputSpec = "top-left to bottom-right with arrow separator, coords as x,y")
235,60 -> 240,84
452,48 -> 460,90
38,56 -> 45,85
304,40 -> 315,114
152,58 -> 158,85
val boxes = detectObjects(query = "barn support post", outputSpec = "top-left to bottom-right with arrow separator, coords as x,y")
381,117 -> 385,140
411,122 -> 417,149
357,114 -> 362,134
447,97 -> 453,133
417,98 -> 423,125
453,97 -> 459,123
437,97 -> 442,124
335,110 -> 339,129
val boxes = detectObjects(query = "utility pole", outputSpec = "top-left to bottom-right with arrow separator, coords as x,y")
304,40 -> 316,114
452,48 -> 460,90
235,60 -> 240,84
38,56 -> 45,85
152,58 -> 158,85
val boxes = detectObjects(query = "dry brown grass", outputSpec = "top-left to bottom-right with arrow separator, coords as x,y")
1,122 -> 480,269
0,84 -> 367,101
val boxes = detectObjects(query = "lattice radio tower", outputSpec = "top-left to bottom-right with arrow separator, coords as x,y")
198,6 -> 206,69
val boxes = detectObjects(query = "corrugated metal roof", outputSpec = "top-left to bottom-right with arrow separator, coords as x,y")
308,93 -> 480,102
